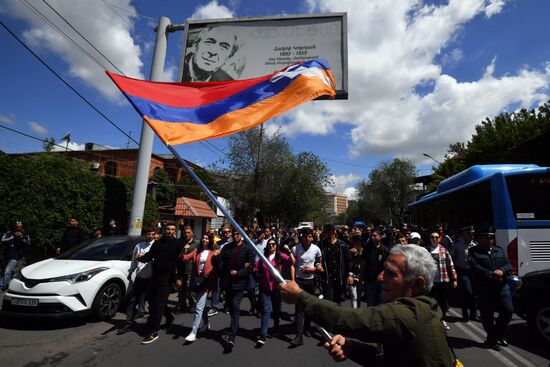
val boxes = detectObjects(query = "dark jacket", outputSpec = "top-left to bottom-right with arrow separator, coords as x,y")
139,236 -> 181,278
468,245 -> 512,288
177,238 -> 198,277
319,239 -> 352,285
217,241 -> 255,291
363,242 -> 391,283
299,291 -> 453,367
2,230 -> 30,260
61,226 -> 86,252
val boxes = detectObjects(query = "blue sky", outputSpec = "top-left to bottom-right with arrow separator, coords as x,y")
1,0 -> 549,198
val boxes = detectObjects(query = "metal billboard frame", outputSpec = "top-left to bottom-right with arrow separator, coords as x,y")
177,12 -> 348,99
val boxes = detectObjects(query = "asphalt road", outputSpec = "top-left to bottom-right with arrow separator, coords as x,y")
0,291 -> 549,367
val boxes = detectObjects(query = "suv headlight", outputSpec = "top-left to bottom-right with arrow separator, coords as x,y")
47,267 -> 109,284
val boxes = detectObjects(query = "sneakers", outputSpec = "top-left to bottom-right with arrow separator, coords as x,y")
256,335 -> 266,345
207,308 -> 218,317
141,331 -> 159,345
223,335 -> 235,351
290,336 -> 303,346
116,324 -> 132,335
442,321 -> 450,330
185,332 -> 197,342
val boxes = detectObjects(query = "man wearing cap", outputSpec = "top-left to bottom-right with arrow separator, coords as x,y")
468,227 -> 513,351
1,221 -> 30,291
409,232 -> 422,246
451,226 -> 479,321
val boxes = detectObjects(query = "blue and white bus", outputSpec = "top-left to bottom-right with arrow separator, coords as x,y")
408,164 -> 550,277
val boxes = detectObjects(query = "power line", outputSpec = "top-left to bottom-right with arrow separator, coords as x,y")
41,0 -> 126,75
20,0 -> 110,72
101,0 -> 158,21
0,18 -> 139,146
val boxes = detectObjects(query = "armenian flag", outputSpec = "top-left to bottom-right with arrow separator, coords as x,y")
107,58 -> 336,145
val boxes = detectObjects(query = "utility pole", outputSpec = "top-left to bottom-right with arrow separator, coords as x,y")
127,16 -> 170,235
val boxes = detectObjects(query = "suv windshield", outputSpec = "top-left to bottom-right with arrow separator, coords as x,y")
57,236 -> 138,261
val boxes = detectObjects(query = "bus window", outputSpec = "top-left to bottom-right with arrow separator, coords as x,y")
506,172 -> 550,220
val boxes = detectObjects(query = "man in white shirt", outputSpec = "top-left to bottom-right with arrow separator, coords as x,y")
291,227 -> 323,346
117,227 -> 155,334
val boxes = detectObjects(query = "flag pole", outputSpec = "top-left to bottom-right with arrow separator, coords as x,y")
165,143 -> 284,283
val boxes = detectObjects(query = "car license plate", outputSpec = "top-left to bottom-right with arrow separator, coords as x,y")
11,297 -> 38,307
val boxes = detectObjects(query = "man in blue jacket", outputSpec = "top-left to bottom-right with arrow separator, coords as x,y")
468,227 -> 513,351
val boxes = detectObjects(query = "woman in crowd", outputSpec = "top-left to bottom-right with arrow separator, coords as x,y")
183,233 -> 220,342
254,238 -> 295,345
428,231 -> 457,330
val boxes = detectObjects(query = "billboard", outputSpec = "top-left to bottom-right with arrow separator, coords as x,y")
178,13 -> 348,99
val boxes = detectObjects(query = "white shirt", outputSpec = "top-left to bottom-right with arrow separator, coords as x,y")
198,250 -> 210,274
129,240 -> 153,279
292,243 -> 322,280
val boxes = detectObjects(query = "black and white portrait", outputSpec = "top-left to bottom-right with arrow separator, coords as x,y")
182,25 -> 245,82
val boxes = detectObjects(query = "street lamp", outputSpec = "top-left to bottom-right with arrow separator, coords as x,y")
423,153 -> 442,165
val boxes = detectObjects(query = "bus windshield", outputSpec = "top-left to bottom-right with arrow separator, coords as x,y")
506,172 -> 550,221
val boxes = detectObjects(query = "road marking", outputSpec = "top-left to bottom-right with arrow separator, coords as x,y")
448,309 -> 537,367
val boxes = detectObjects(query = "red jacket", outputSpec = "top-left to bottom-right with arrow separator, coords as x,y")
183,249 -> 219,291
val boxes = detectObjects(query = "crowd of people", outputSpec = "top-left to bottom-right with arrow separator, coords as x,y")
0,218 -> 515,364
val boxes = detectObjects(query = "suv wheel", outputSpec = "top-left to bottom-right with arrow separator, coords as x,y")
536,305 -> 550,343
92,282 -> 122,320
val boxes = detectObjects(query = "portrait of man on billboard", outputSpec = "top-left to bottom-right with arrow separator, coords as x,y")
182,25 -> 245,82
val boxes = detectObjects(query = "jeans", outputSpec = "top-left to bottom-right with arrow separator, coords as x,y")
478,284 -> 513,343
295,278 -> 316,337
366,282 -> 382,307
146,275 -> 173,333
259,289 -> 281,336
125,277 -> 150,323
0,259 -> 18,289
247,274 -> 258,312
178,274 -> 195,310
348,283 -> 359,308
429,282 -> 450,317
211,282 -> 220,310
323,278 -> 345,304
227,289 -> 245,338
138,293 -> 146,314
191,290 -> 209,334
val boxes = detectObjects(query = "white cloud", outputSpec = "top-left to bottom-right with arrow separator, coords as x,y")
189,1 -> 235,20
327,173 -> 360,195
442,48 -> 463,67
29,121 -> 47,135
270,0 -> 550,162
2,0 -> 143,101
484,0 -> 507,18
0,114 -> 16,124
344,187 -> 358,200
51,141 -> 87,151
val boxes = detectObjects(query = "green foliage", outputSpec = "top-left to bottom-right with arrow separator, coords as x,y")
175,166 -> 218,202
434,101 -> 550,184
0,154 -> 158,255
214,127 -> 331,227
42,137 -> 56,152
0,154 -> 104,253
151,168 -> 175,206
353,158 -> 417,225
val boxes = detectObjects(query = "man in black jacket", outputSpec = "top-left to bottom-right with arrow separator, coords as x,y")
57,216 -> 86,255
468,227 -> 513,351
138,224 -> 181,344
1,221 -> 30,290
362,229 -> 390,306
320,224 -> 353,304
217,230 -> 255,351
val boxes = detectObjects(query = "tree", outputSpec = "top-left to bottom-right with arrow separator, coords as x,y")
174,166 -> 219,202
151,168 -> 175,206
353,158 -> 417,225
42,137 -> 56,152
434,101 -> 550,183
214,127 -> 331,227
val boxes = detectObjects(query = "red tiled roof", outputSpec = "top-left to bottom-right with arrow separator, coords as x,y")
175,197 -> 216,218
